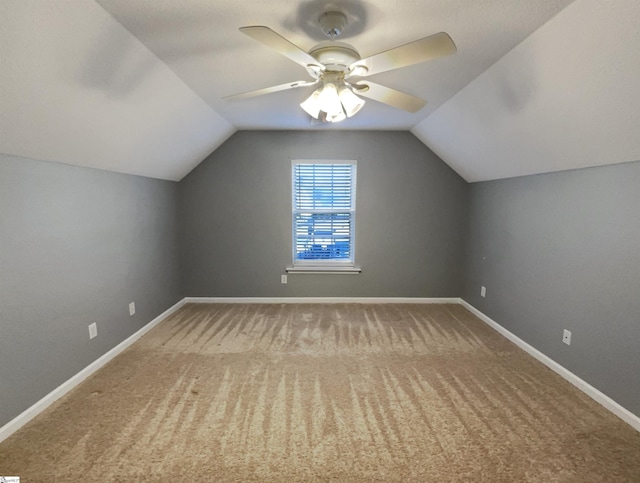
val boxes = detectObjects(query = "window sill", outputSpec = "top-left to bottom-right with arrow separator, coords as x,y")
286,266 -> 361,275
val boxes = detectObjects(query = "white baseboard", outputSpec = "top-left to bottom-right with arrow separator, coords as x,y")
185,296 -> 460,304
459,299 -> 640,432
0,298 -> 187,444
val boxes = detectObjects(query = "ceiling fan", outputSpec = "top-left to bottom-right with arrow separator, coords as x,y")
224,11 -> 457,123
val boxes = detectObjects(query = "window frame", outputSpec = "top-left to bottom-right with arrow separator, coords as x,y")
288,159 -> 360,274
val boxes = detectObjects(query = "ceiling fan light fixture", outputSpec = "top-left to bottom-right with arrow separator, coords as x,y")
301,81 -> 365,122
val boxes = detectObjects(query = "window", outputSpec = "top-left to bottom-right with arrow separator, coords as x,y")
289,160 -> 360,273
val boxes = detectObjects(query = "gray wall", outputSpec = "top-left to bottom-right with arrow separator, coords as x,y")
179,131 -> 469,297
3,133 -> 637,428
0,154 -> 182,427
463,160 -> 640,416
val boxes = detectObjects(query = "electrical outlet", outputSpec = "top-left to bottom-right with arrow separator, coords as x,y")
88,322 -> 97,340
129,302 -> 135,316
480,286 -> 486,298
562,329 -> 572,345
281,274 -> 287,284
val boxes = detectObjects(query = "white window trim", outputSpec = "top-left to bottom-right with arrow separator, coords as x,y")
286,265 -> 362,274
288,159 -> 360,275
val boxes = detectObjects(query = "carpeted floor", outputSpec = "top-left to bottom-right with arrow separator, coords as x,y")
1,303 -> 639,481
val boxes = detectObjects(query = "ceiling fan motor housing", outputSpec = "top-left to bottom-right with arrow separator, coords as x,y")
308,42 -> 361,74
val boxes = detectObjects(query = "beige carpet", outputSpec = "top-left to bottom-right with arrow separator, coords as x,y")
1,303 -> 639,481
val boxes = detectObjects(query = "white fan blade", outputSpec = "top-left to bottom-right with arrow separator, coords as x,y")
240,26 -> 323,71
354,81 -> 426,113
223,80 -> 318,101
350,32 -> 456,77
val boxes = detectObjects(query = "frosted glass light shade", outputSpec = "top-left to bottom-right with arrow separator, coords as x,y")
317,83 -> 343,119
338,86 -> 365,117
300,88 -> 322,118
326,109 -> 346,123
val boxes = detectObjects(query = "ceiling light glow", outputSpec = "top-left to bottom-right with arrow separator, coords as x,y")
300,79 -> 365,123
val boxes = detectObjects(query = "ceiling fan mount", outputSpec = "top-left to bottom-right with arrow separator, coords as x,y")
224,10 -> 457,122
318,11 -> 348,38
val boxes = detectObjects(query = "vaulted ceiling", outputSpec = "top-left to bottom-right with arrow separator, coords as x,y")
1,1 -> 639,182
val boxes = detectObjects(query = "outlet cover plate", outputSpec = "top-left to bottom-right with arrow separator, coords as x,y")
88,322 -> 97,340
129,302 -> 135,316
563,329 -> 572,345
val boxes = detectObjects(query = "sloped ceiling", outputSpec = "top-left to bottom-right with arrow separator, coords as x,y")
0,0 -> 234,181
413,0 -> 640,181
1,1 -> 638,182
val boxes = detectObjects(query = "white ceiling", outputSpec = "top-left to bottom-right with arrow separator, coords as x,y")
413,0 -> 640,181
1,0 -> 639,182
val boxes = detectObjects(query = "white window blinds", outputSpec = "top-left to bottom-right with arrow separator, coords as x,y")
292,161 -> 356,265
